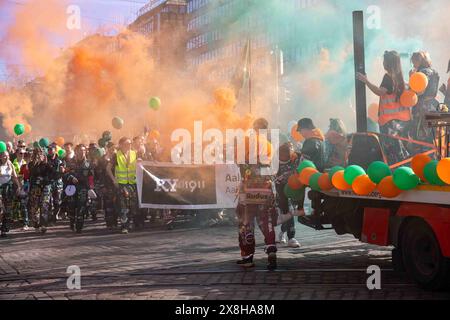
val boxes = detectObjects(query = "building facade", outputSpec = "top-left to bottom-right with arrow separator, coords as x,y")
185,0 -> 333,123
129,0 -> 188,70
186,0 -> 330,76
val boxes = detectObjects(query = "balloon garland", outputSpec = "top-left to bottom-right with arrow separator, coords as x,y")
287,154 -> 450,200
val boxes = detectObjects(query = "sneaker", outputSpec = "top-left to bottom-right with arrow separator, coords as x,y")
236,256 -> 254,268
22,226 -> 30,231
287,238 -> 301,248
267,252 -> 277,271
121,228 -> 129,234
278,231 -> 287,244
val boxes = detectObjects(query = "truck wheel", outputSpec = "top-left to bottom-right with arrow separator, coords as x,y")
391,248 -> 405,272
402,219 -> 450,290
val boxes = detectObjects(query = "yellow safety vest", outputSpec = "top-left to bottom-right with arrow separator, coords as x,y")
115,150 -> 137,185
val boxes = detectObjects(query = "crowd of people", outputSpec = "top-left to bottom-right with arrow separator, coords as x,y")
234,51 -> 450,271
1,50 -> 449,272
0,133 -> 163,237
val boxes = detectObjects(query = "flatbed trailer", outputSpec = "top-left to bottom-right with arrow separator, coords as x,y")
308,186 -> 450,290
296,11 -> 450,290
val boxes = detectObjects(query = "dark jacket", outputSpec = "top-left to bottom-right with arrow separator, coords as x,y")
302,137 -> 325,172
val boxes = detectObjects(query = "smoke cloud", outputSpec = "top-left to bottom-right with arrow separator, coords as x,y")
0,0 -> 449,144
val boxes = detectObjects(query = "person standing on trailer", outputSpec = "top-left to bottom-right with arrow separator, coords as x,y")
357,50 -> 410,162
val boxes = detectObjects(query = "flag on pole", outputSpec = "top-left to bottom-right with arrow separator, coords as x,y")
230,38 -> 251,99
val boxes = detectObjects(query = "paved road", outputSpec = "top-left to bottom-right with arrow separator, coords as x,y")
1,215 -> 449,300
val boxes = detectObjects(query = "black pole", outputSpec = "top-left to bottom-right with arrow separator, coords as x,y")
353,11 -> 367,133
248,37 -> 252,114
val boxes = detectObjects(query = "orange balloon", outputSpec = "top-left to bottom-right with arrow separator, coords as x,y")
149,129 -> 160,140
291,125 -> 304,142
409,72 -> 428,93
288,174 -> 303,190
437,158 -> 450,184
318,173 -> 333,191
400,90 -> 418,107
24,124 -> 32,134
352,174 -> 376,196
411,153 -> 432,181
55,136 -> 65,146
331,170 -> 351,190
368,103 -> 379,122
299,167 -> 319,185
377,176 -> 402,198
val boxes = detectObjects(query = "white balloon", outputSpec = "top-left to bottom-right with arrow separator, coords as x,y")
65,185 -> 76,196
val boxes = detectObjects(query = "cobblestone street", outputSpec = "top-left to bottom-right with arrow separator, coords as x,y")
1,216 -> 449,300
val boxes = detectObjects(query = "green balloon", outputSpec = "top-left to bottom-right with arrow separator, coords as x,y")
424,160 -> 445,186
0,141 -> 6,153
393,167 -> 420,190
149,97 -> 161,110
98,138 -> 107,148
102,131 -> 112,141
14,124 -> 25,136
328,166 -> 345,181
297,160 -> 316,173
309,172 -> 322,191
367,161 -> 391,184
283,184 -> 305,201
58,149 -> 66,159
39,138 -> 49,148
33,141 -> 40,149
344,165 -> 366,185
95,148 -> 105,158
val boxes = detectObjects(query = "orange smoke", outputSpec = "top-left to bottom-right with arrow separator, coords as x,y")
0,0 -> 257,144
0,88 -> 33,136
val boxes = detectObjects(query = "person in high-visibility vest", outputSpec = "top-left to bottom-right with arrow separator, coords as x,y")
106,137 -> 139,234
357,50 -> 410,135
357,50 -> 410,163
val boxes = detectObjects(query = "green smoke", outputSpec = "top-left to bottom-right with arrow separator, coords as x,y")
206,0 -> 442,132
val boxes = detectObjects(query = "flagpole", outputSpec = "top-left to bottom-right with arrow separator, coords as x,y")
275,46 -> 280,129
247,3 -> 252,115
248,37 -> 252,114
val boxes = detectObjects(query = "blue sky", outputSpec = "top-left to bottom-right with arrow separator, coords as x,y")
0,0 -> 149,81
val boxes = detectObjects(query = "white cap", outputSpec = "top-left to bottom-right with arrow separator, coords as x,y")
87,189 -> 97,199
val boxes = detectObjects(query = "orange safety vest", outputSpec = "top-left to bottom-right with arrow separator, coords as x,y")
378,93 -> 411,126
